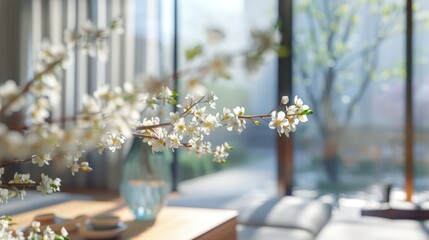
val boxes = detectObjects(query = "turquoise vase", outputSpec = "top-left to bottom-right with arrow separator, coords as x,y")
120,138 -> 171,221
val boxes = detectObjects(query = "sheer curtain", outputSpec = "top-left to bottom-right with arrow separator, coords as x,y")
2,0 -> 173,190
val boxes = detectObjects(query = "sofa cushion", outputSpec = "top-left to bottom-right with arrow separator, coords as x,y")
238,196 -> 332,236
316,216 -> 429,240
238,225 -> 314,240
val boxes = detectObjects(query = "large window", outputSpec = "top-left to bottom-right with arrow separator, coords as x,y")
413,0 -> 429,192
292,0 -> 407,196
172,0 -> 279,208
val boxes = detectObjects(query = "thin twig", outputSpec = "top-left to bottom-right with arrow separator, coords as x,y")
0,183 -> 39,188
238,112 -> 304,120
238,114 -> 271,119
133,133 -> 192,149
135,122 -> 172,131
0,157 -> 34,169
0,58 -> 63,116
180,96 -> 206,118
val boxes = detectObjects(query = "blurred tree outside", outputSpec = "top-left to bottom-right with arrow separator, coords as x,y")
293,0 -> 408,184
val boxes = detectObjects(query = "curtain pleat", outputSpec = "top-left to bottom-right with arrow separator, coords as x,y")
13,0 -> 168,190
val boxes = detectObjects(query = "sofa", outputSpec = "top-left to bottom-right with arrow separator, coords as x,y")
237,196 -> 429,240
5,191 -> 429,239
237,196 -> 332,240
316,216 -> 429,240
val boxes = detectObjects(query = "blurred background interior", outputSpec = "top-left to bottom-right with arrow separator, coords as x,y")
2,0 -> 429,239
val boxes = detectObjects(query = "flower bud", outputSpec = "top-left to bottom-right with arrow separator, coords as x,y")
281,96 -> 289,105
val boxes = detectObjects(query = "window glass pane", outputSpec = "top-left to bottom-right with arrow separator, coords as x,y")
293,1 -> 406,198
413,1 -> 429,192
174,0 -> 278,208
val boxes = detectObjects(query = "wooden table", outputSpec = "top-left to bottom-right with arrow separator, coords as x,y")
11,200 -> 238,240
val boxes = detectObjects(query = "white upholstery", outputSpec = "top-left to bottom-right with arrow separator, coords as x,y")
238,196 -> 332,237
316,216 -> 429,240
238,225 -> 314,240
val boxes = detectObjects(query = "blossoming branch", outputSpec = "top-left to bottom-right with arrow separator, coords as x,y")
0,17 -> 311,208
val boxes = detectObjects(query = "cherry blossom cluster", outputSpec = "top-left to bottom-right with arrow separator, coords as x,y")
0,18 -> 124,204
0,216 -> 69,240
64,17 -> 123,62
269,96 -> 311,137
0,16 -> 312,207
134,93 -> 311,163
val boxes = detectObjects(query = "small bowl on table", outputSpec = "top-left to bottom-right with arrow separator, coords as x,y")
79,214 -> 127,239
89,214 -> 121,230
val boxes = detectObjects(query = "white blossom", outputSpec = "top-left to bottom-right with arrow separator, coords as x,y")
68,161 -> 80,176
44,226 -> 57,239
293,95 -> 310,122
213,143 -> 229,163
201,114 -> 220,135
0,189 -> 9,204
61,227 -> 68,237
0,80 -> 25,114
9,173 -> 35,184
177,94 -> 195,110
222,107 -> 246,134
269,111 -> 288,136
294,95 -> 304,108
222,108 -> 234,123
185,121 -> 200,139
37,174 -> 61,196
27,98 -> 50,124
169,112 -> 180,124
159,86 -> 173,104
281,96 -> 289,105
0,16 -> 310,207
166,133 -> 182,150
286,107 -> 300,132
150,129 -> 168,152
106,132 -> 126,152
31,221 -> 41,232
233,106 -> 245,116
97,39 -> 108,63
207,92 -> 218,109
32,154 -> 52,167
193,106 -> 207,121
82,94 -> 101,113
174,118 -> 187,134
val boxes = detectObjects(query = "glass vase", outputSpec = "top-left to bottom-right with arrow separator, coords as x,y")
120,138 -> 171,221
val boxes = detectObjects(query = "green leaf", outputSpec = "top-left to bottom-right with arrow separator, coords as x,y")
185,45 -> 203,60
110,16 -> 123,30
302,109 -> 313,115
171,90 -> 179,98
55,236 -> 70,240
254,120 -> 260,126
168,97 -> 177,105
277,45 -> 290,58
